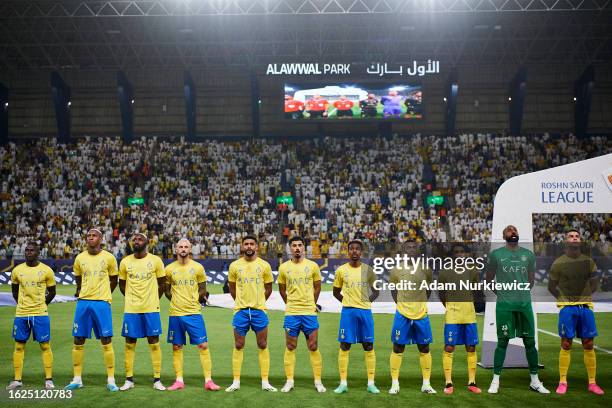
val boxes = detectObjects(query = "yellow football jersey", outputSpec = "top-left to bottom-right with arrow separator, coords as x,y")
228,257 -> 274,311
277,258 -> 321,316
438,267 -> 479,324
119,253 -> 165,313
11,262 -> 55,317
166,259 -> 206,316
550,254 -> 597,308
332,262 -> 376,310
389,265 -> 432,320
73,250 -> 118,303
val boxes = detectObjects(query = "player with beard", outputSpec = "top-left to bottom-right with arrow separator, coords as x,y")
118,232 -> 167,391
332,239 -> 380,394
225,235 -> 276,392
486,225 -> 549,394
548,229 -> 603,395
165,239 -> 220,391
277,236 -> 325,393
65,229 -> 119,392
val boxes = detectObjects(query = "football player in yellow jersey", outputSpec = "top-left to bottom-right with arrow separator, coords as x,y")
278,236 -> 325,393
164,239 -> 220,392
65,229 -> 119,392
388,240 -> 435,395
438,244 -> 481,395
225,235 -> 276,392
548,229 -> 603,395
332,239 -> 380,394
118,232 -> 167,391
7,242 -> 56,391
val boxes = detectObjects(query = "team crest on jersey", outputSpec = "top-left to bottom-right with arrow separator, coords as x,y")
38,270 -> 43,278
256,266 -> 261,273
521,255 -> 527,262
99,260 -> 106,269
189,268 -> 195,276
147,261 -> 153,269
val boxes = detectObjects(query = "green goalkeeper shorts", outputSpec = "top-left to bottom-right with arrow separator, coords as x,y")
496,305 -> 535,339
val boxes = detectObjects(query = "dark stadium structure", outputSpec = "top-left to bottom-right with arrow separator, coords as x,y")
0,0 -> 611,139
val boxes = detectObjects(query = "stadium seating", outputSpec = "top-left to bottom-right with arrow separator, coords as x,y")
0,134 -> 610,260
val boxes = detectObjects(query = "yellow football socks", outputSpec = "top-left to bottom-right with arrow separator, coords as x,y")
40,342 -> 53,379
102,343 -> 115,380
390,351 -> 403,381
559,348 -> 570,383
72,344 -> 84,377
443,351 -> 453,384
13,342 -> 25,381
284,347 -> 296,381
258,347 -> 271,382
199,347 -> 212,382
173,348 -> 184,379
467,351 -> 477,384
149,343 -> 162,378
420,352 -> 432,381
232,348 -> 243,381
584,349 -> 596,384
364,350 -> 376,382
338,349 -> 349,382
124,342 -> 136,378
309,349 -> 323,382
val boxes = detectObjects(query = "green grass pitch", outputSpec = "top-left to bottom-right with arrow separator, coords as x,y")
0,285 -> 609,408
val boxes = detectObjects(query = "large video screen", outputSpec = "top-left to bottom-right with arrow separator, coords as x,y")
284,83 -> 423,120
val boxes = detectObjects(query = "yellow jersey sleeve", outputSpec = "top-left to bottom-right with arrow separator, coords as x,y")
312,263 -> 322,282
118,259 -> 127,280
155,256 -> 165,278
107,253 -> 118,276
332,266 -> 343,288
277,263 -> 287,285
196,263 -> 206,284
10,269 -> 18,284
228,261 -> 237,283
263,261 -> 273,284
73,257 -> 82,276
45,266 -> 56,287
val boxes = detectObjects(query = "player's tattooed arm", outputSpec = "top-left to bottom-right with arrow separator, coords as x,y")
197,282 -> 207,304
228,281 -> 236,300
45,285 -> 56,305
278,283 -> 287,304
119,279 -> 126,296
313,280 -> 321,304
164,280 -> 172,300
264,282 -> 273,300
74,275 -> 82,298
157,277 -> 166,299
109,275 -> 118,293
11,283 -> 19,303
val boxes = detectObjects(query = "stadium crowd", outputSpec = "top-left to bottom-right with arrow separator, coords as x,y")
0,134 -> 610,260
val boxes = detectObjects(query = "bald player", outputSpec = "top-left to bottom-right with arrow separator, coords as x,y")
486,225 -> 549,394
165,239 -> 220,391
65,229 -> 120,392
118,232 -> 167,391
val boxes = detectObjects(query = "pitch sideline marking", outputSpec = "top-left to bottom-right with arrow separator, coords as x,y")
538,328 -> 612,355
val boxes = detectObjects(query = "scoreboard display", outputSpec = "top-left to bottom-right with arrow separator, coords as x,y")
284,82 -> 423,121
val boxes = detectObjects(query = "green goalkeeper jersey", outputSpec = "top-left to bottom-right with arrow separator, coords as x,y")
488,246 -> 535,311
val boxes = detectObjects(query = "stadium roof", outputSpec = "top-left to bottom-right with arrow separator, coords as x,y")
1,0 -> 611,71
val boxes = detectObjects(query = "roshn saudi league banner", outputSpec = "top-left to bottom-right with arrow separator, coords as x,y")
482,153 -> 612,367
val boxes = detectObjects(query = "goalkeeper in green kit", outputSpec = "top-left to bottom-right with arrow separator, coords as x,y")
486,225 -> 550,394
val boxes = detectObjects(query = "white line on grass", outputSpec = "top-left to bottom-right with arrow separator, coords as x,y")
538,328 -> 612,354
